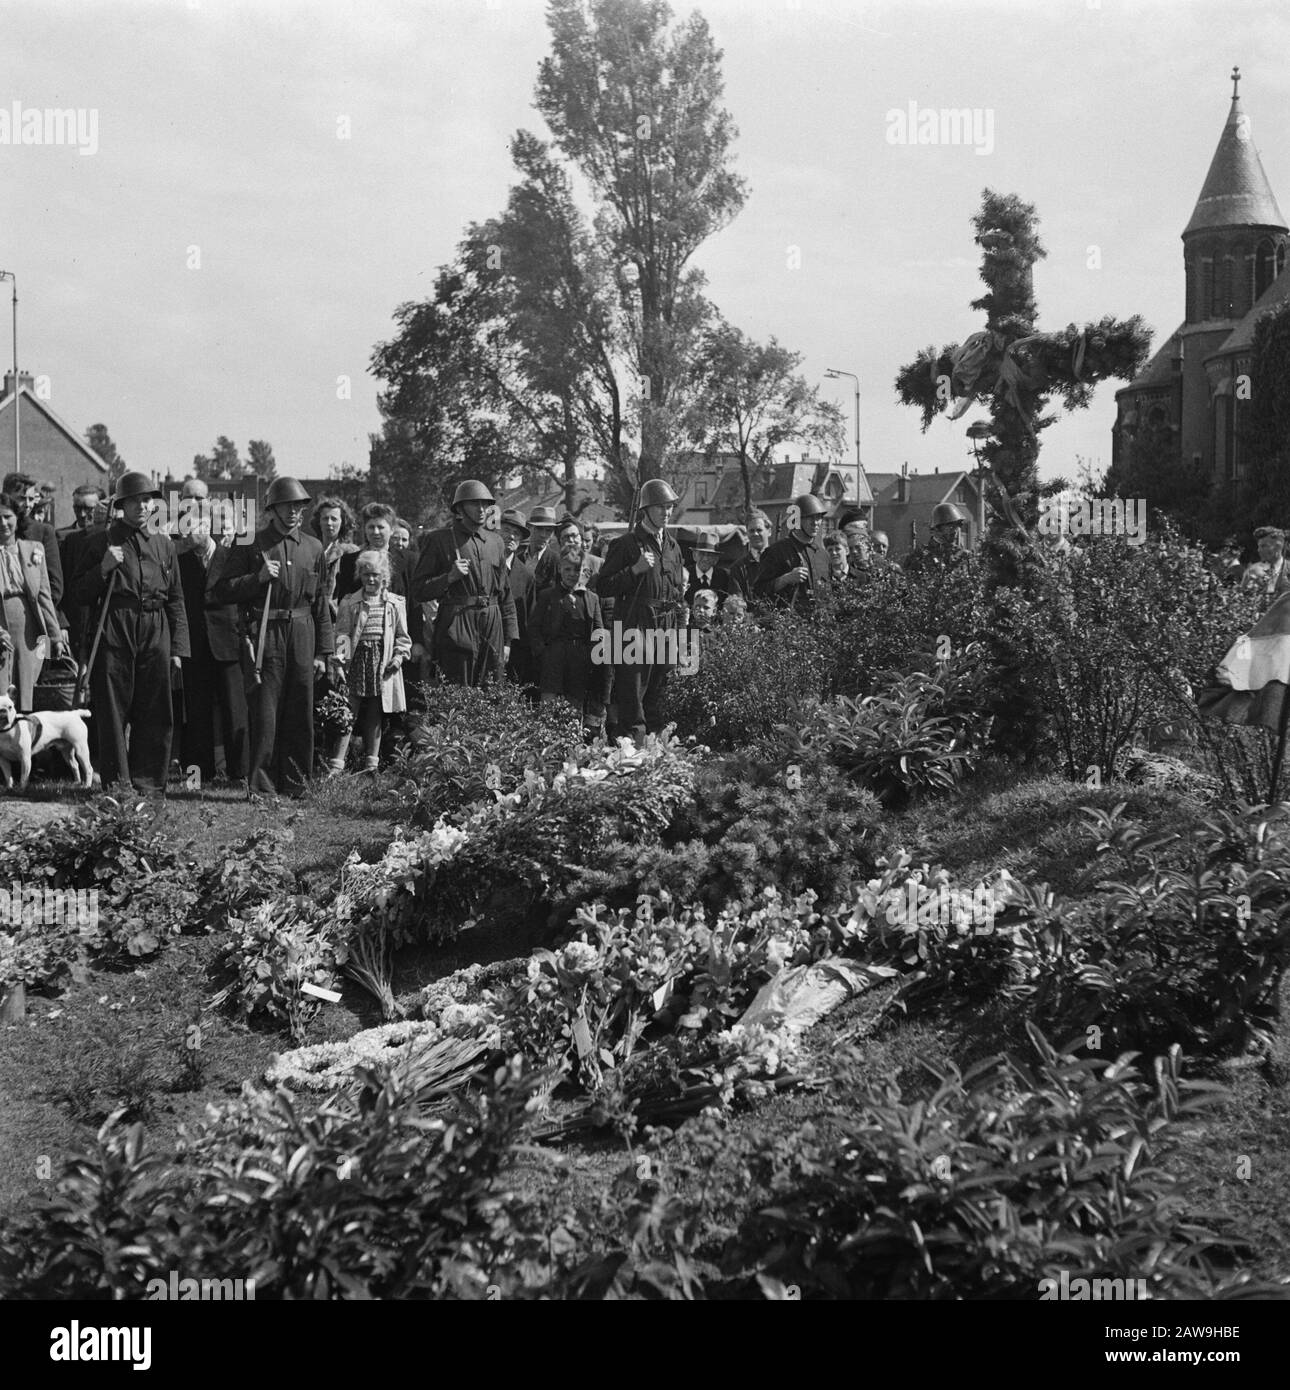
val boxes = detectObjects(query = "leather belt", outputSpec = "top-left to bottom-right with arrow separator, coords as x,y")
441,596 -> 498,610
110,595 -> 165,614
265,606 -> 312,620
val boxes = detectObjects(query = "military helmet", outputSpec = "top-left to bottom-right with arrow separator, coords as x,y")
266,476 -> 311,507
451,479 -> 495,509
111,471 -> 162,503
931,501 -> 969,529
795,493 -> 829,518
638,478 -> 679,508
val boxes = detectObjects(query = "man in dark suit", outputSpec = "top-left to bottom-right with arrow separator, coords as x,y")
500,507 -> 538,692
725,509 -> 772,603
684,528 -> 731,609
178,505 -> 249,783
58,484 -> 105,659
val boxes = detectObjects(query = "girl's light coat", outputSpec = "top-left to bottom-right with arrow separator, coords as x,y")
334,590 -> 412,713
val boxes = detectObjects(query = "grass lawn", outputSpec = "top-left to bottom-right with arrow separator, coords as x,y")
1,765 -> 1288,1286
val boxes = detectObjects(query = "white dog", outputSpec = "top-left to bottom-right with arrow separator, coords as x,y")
0,689 -> 95,790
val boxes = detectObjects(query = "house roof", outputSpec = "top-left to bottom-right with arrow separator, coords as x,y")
498,478 -> 619,523
1215,263 -> 1290,356
1117,324 -> 1184,397
0,385 -> 111,475
1184,90 -> 1286,236
867,470 -> 979,506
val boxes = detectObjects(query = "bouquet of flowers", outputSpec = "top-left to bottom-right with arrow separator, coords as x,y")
315,683 -> 354,741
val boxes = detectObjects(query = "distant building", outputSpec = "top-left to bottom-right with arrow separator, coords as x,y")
0,371 -> 111,528
497,477 -> 618,526
675,452 -> 874,532
1112,70 -> 1290,497
868,466 -> 983,558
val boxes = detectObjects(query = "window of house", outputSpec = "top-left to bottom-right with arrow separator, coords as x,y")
694,480 -> 708,506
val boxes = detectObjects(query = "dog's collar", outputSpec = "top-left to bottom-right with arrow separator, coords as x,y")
0,713 -> 39,734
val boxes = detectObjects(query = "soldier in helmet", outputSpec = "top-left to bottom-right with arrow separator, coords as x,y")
597,477 -> 686,745
69,471 -> 191,792
904,501 -> 971,577
753,494 -> 831,611
412,479 -> 518,687
209,476 -> 334,796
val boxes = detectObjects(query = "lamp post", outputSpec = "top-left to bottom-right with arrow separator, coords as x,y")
0,272 -> 16,474
966,419 -> 992,542
824,368 -> 861,518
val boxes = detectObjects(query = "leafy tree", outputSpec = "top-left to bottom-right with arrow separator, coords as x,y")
535,0 -> 747,483
895,189 -> 1150,507
1237,300 -> 1290,539
690,320 -> 846,520
247,440 -> 277,482
84,424 -> 125,481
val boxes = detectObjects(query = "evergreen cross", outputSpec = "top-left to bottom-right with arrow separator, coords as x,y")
894,188 -> 1152,510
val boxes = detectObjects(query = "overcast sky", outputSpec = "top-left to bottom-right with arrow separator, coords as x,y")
3,0 -> 1287,491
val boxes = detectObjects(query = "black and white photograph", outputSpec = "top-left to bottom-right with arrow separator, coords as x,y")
1,0 -> 1289,1347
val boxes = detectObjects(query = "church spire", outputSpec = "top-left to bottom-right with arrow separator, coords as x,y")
1183,69 -> 1286,236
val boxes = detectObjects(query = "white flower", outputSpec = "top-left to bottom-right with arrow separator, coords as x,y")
558,940 -> 600,974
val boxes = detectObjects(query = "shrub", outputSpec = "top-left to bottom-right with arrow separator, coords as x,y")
0,1056 -> 564,1300
663,608 -> 832,749
721,1029 -> 1248,1299
392,681 -> 581,827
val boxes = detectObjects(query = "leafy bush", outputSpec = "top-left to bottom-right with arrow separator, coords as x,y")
993,526 -> 1261,780
392,681 -> 581,827
777,653 -> 993,808
201,826 -> 296,924
720,1030 -> 1247,1299
568,755 -> 881,914
214,897 -> 340,1042
663,608 -> 833,749
0,1056 -> 565,1300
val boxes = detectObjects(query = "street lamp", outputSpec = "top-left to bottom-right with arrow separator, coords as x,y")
0,272 -> 16,474
824,368 -> 861,518
966,419 -> 992,540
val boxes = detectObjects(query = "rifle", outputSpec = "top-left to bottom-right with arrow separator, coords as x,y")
249,539 -> 280,688
74,567 -> 118,707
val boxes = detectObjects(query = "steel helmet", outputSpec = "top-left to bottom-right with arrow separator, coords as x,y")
931,501 -> 969,529
638,478 -> 679,508
111,471 -> 162,503
451,479 -> 495,509
796,493 -> 829,518
266,476 -> 311,507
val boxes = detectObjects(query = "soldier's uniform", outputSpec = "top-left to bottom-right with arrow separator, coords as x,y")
598,518 -> 686,740
210,520 -> 333,795
69,496 -> 191,792
753,531 -> 830,612
413,518 -> 519,686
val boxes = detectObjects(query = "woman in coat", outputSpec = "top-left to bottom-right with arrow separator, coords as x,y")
329,549 -> 411,773
0,499 -> 64,708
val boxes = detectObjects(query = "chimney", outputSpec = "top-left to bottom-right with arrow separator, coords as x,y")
897,460 -> 910,504
2,370 -> 33,399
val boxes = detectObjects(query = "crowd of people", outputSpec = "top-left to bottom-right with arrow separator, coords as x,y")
15,466 -> 1262,797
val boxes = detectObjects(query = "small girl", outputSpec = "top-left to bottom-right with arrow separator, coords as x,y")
331,549 -> 412,773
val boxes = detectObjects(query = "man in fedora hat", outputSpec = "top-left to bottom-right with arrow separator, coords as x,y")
684,527 -> 730,609
525,505 -> 559,573
412,479 -> 518,687
500,506 -> 538,691
69,470 -> 191,791
209,475 -> 333,795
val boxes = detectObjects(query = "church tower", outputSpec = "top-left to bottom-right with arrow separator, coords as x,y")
1113,69 -> 1289,491
1179,68 -> 1288,478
